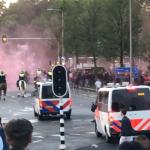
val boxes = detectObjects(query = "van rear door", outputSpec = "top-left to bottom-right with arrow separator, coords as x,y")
111,87 -> 150,132
41,84 -> 72,113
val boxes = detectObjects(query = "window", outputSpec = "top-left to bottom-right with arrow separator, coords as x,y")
112,88 -> 150,112
101,92 -> 109,112
42,85 -> 69,99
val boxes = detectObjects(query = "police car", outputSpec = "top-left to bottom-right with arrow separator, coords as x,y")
94,83 -> 150,143
33,81 -> 72,120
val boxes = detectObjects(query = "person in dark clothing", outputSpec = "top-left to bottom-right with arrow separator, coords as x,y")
119,109 -> 135,144
0,72 -> 6,84
0,71 -> 7,100
0,117 -> 9,150
4,118 -> 33,150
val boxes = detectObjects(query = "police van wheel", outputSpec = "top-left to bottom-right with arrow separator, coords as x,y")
66,110 -> 71,119
34,110 -> 38,117
95,122 -> 102,137
38,114 -> 43,120
105,131 -> 112,143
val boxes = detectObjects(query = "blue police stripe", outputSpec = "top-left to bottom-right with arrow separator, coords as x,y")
112,121 -> 122,130
44,100 -> 60,112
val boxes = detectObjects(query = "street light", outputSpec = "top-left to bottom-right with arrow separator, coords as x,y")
129,0 -> 133,84
47,8 -> 64,63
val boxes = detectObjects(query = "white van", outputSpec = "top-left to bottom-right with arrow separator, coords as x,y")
94,85 -> 150,143
33,81 -> 72,120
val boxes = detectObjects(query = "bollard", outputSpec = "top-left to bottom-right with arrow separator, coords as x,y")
59,101 -> 65,150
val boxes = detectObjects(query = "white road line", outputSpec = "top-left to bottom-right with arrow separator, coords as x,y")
32,140 -> 43,143
86,132 -> 95,135
33,135 -> 44,139
51,134 -> 60,137
91,144 -> 98,148
70,133 -> 81,136
29,119 -> 38,124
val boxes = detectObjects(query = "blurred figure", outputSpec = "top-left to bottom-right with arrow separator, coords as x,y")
4,118 -> 33,150
0,117 -> 9,150
33,68 -> 43,90
135,135 -> 150,150
0,71 -> 7,101
95,78 -> 102,93
47,70 -> 52,80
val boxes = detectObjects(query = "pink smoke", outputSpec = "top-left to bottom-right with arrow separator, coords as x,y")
0,26 -> 58,90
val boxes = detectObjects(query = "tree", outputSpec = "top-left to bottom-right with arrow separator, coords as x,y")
101,0 -> 141,67
80,0 -> 103,67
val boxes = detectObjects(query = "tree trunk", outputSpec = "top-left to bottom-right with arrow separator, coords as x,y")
75,51 -> 79,64
93,53 -> 97,68
120,48 -> 124,67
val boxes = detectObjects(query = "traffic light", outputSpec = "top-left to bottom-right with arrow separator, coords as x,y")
52,65 -> 67,97
2,34 -> 7,43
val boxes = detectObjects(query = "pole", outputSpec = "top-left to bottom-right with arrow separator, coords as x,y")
58,41 -> 60,63
61,10 -> 64,59
59,97 -> 65,150
129,0 -> 133,84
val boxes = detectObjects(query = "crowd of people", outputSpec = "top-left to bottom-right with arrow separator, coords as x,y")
68,68 -> 148,91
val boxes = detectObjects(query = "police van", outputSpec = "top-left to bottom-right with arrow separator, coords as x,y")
94,83 -> 150,143
33,81 -> 72,120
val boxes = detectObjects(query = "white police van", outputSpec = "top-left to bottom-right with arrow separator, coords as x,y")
94,83 -> 150,143
33,81 -> 72,120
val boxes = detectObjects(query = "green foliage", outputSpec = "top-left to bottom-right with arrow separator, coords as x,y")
0,0 -> 144,66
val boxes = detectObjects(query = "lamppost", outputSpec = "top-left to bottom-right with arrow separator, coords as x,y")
129,0 -> 133,84
47,8 -> 64,64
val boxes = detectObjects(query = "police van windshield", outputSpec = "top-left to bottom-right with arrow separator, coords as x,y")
42,85 -> 69,99
112,88 -> 150,112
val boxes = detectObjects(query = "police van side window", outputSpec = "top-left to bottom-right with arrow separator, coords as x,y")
97,92 -> 103,110
35,86 -> 40,97
101,92 -> 109,112
112,88 -> 150,112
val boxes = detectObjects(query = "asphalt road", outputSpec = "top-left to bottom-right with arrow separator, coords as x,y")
0,87 -> 118,150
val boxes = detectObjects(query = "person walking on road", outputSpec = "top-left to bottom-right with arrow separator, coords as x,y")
95,78 -> 102,93
0,71 -> 7,100
119,109 -> 135,144
4,118 -> 33,150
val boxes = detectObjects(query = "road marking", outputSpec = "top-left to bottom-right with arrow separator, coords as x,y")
13,112 -> 28,116
86,132 -> 95,135
32,140 -> 43,143
70,133 -> 81,136
29,119 -> 38,124
73,126 -> 85,129
22,107 -> 33,111
91,144 -> 98,148
51,134 -> 60,137
33,135 -> 44,139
